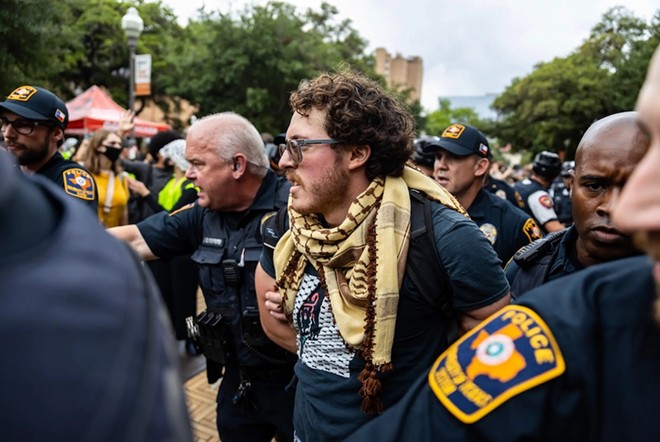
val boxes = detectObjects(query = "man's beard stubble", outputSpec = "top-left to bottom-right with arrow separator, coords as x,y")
12,137 -> 51,166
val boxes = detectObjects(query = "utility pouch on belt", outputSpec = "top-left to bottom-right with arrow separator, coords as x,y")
194,309 -> 230,365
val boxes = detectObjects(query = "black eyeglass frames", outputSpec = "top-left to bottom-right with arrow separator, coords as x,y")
277,138 -> 338,165
0,117 -> 52,135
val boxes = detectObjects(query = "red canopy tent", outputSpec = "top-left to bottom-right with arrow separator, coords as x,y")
65,85 -> 170,138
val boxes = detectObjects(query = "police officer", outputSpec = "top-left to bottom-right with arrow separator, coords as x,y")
506,112 -> 647,298
0,150 -> 192,441
345,43 -> 660,442
0,85 -> 98,211
550,160 -> 574,226
484,168 -> 525,209
411,135 -> 439,177
515,150 -> 564,233
428,123 -> 542,265
110,112 -> 295,442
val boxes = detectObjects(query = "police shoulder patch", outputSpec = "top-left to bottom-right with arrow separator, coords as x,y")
522,218 -> 543,242
62,168 -> 95,201
428,305 -> 565,423
169,202 -> 195,216
539,194 -> 553,209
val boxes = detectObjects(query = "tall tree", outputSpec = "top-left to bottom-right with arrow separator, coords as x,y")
167,1 -> 373,133
424,98 -> 485,136
490,6 -> 658,157
0,0 -> 76,94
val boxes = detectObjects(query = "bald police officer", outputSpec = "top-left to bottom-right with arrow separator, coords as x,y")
0,85 -> 98,211
347,43 -> 660,442
506,112 -> 647,297
428,123 -> 542,265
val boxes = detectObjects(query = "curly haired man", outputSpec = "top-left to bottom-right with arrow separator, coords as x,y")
256,72 -> 510,442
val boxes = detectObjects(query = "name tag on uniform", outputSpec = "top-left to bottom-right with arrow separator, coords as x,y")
428,305 -> 565,423
202,237 -> 224,247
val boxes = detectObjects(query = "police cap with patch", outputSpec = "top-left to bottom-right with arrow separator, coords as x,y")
425,123 -> 492,159
0,85 -> 69,130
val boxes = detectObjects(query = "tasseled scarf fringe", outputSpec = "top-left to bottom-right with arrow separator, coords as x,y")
357,220 -> 393,414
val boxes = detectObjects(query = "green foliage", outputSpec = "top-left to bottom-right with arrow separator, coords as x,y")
424,99 -> 486,136
0,0 -> 77,94
489,6 -> 659,157
165,1 -> 374,133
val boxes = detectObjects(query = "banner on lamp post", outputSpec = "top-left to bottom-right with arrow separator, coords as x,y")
134,54 -> 152,96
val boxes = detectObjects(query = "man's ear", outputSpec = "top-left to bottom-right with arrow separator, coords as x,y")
53,127 -> 65,143
474,157 -> 490,178
347,144 -> 371,171
232,154 -> 247,176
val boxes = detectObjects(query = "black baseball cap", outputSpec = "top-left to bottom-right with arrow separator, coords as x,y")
0,86 -> 68,130
426,123 -> 491,158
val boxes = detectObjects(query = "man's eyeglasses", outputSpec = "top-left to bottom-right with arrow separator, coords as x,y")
0,117 -> 52,135
278,139 -> 338,165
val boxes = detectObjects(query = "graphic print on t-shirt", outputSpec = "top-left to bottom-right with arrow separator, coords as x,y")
294,273 -> 353,378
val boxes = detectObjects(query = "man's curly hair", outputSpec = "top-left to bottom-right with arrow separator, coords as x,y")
289,71 -> 415,180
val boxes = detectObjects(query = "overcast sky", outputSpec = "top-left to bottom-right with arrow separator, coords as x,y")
163,0 -> 658,110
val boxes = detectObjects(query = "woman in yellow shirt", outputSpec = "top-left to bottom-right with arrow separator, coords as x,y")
83,130 -> 129,227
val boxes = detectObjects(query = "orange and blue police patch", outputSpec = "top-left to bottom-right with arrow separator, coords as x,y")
522,218 -> 543,242
62,168 -> 95,201
428,305 -> 565,423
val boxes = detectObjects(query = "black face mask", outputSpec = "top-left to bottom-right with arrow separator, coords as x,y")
101,147 -> 122,163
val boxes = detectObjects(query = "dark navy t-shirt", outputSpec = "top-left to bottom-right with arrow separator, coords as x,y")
260,202 -> 509,442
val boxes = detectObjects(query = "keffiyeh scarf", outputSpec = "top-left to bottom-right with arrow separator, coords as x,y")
273,166 -> 467,413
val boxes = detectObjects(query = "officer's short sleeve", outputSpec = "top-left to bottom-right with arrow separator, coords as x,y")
526,190 -> 558,226
137,203 -> 202,258
259,237 -> 277,278
432,205 -> 510,311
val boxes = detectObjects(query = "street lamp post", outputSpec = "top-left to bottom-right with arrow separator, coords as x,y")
121,7 -> 144,140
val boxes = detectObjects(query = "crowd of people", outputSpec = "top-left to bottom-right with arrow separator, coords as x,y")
2,43 -> 660,442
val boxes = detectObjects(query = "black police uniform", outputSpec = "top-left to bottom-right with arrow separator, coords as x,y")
38,150 -> 98,212
468,188 -> 542,266
484,175 -> 525,209
504,226 -> 582,298
550,178 -> 573,226
514,177 -> 559,231
347,255 -> 659,442
136,170 -> 296,442
0,151 -> 192,442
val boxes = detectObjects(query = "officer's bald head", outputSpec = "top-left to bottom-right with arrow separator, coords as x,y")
570,111 -> 648,269
575,112 -> 649,168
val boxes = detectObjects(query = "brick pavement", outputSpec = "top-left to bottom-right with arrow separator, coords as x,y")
185,371 -> 220,442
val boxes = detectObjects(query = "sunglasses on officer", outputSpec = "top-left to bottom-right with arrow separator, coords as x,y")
0,116 -> 54,135
278,139 -> 338,166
